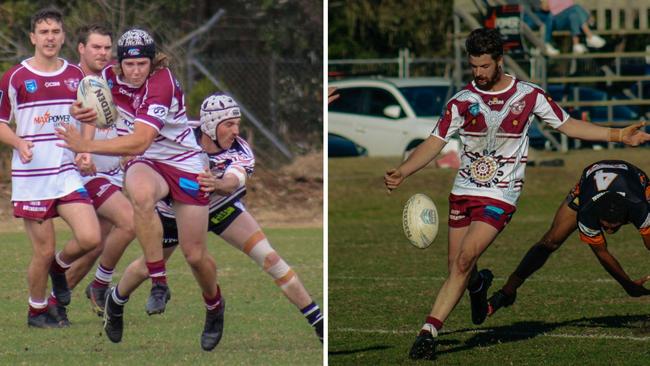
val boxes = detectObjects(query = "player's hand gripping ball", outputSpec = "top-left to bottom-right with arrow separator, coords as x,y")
77,75 -> 117,129
402,193 -> 439,249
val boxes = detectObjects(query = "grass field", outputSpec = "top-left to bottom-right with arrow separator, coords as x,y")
0,227 -> 323,365
329,148 -> 650,365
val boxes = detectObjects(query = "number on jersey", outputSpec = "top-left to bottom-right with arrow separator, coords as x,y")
594,170 -> 618,191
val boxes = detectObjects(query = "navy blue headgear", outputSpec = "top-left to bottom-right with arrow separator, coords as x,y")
117,29 -> 155,63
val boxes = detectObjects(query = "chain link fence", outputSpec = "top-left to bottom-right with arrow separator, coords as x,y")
190,55 -> 323,165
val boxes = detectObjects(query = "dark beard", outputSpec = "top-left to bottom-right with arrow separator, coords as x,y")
474,67 -> 501,91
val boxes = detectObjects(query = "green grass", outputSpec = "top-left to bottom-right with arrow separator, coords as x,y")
329,148 -> 650,365
0,227 -> 323,365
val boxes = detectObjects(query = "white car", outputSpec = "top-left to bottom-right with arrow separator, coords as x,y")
328,77 -> 452,158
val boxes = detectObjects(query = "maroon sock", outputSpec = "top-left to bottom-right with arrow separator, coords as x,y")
48,294 -> 58,307
146,259 -> 167,285
419,316 -> 443,336
203,285 -> 222,312
50,254 -> 68,274
29,304 -> 48,317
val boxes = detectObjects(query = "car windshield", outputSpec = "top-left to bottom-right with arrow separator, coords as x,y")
399,86 -> 450,117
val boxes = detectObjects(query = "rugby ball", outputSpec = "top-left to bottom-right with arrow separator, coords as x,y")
77,75 -> 118,128
402,193 -> 439,249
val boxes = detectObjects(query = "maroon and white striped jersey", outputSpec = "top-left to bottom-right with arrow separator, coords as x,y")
432,76 -> 569,206
103,66 -> 203,173
0,58 -> 84,201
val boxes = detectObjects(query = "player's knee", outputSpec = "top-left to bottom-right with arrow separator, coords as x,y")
538,236 -> 563,252
182,247 -> 205,268
453,252 -> 476,275
128,193 -> 156,215
118,218 -> 136,241
77,231 -> 101,252
35,246 -> 56,261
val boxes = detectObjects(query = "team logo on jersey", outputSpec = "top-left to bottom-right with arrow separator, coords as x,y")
131,95 -> 142,109
148,104 -> 168,119
488,97 -> 504,106
24,79 -> 37,93
469,103 -> 480,116
463,151 -> 506,188
510,100 -> 525,115
470,155 -> 499,183
64,78 -> 79,92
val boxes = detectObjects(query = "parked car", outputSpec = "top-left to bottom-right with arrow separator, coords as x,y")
328,77 -> 452,158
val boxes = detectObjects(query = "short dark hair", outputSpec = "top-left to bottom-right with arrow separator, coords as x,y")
465,28 -> 504,60
77,23 -> 113,46
31,6 -> 63,33
594,192 -> 629,224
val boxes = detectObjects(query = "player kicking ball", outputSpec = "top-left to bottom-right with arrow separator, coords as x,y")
487,160 -> 650,317
384,28 -> 650,361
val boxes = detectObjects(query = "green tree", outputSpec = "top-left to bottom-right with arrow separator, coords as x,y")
328,0 -> 453,59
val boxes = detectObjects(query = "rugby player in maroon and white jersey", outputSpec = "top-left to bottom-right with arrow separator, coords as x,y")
57,28 -> 224,350
384,28 -> 650,360
47,24 -> 137,323
0,7 -> 101,328
101,93 -> 324,347
487,160 -> 650,317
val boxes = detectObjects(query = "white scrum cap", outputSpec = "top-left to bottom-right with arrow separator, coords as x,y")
200,92 -> 241,140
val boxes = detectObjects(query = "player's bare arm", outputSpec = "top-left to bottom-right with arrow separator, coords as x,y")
557,118 -> 650,146
384,136 -> 446,191
328,87 -> 340,104
56,122 -> 157,156
589,242 -> 650,297
0,123 -> 34,163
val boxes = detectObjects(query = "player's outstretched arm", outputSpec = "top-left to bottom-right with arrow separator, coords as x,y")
56,122 -> 157,156
384,136 -> 446,192
557,118 -> 650,146
589,243 -> 650,297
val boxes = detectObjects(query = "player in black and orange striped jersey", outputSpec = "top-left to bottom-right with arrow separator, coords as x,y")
487,160 -> 650,317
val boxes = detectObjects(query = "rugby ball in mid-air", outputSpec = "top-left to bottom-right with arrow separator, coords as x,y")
402,193 -> 439,249
77,75 -> 117,129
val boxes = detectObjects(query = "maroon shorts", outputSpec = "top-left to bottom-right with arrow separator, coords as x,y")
85,177 -> 121,209
125,158 -> 209,206
448,193 -> 516,232
13,189 -> 93,221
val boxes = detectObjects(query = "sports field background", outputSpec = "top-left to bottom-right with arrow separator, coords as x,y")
0,227 -> 323,365
329,148 -> 650,365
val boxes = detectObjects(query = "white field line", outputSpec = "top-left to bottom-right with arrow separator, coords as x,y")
330,276 -> 617,283
332,327 -> 650,341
